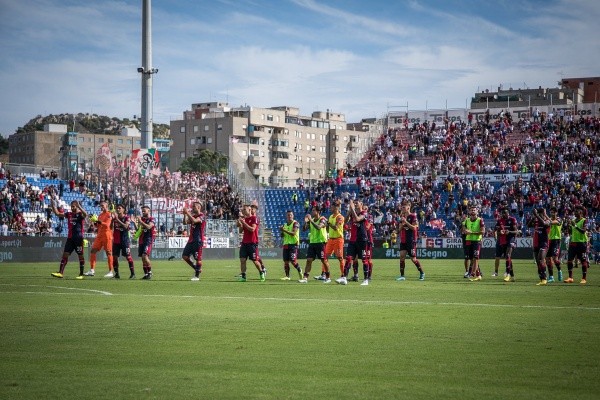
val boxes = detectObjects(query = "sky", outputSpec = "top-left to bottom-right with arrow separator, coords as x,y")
0,0 -> 599,136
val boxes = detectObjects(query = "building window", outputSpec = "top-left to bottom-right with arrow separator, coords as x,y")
118,139 -> 123,144
180,151 -> 185,158
204,125 -> 209,131
180,126 -> 185,133
193,125 -> 199,133
207,138 -> 213,144
267,114 -> 273,121
217,124 -> 222,131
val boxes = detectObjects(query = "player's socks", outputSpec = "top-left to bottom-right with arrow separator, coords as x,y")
59,256 -> 68,274
90,253 -> 96,270
126,256 -> 134,275
400,260 -> 406,277
107,255 -> 114,272
414,260 -> 423,273
339,259 -> 344,275
78,256 -> 85,275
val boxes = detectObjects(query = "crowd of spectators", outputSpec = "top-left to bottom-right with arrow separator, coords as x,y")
0,162 -> 243,237
303,112 -> 600,242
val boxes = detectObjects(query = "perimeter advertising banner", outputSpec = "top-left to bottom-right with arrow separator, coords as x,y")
0,236 -> 554,262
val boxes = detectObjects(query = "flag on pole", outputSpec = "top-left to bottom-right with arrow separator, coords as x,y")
130,148 -> 160,177
95,143 -> 113,172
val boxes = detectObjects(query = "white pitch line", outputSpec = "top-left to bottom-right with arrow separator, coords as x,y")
0,284 -> 112,296
113,293 -> 600,311
0,286 -> 599,311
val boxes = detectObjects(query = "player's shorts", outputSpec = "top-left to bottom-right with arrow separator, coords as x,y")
92,234 -> 113,252
495,241 -> 515,258
64,238 -> 84,255
464,241 -> 481,260
138,241 -> 153,257
533,246 -> 548,258
282,244 -> 298,263
239,243 -> 259,261
182,241 -> 203,260
399,241 -> 417,258
533,240 -> 549,252
306,242 -> 325,261
347,241 -> 367,260
325,237 -> 344,259
568,242 -> 589,263
548,239 -> 561,258
112,242 -> 131,258
364,244 -> 373,260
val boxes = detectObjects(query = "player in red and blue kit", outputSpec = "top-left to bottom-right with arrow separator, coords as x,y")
51,200 -> 87,279
182,201 -> 206,281
396,200 -> 425,281
136,205 -> 156,280
237,204 -> 266,282
112,204 -> 135,279
527,207 -> 550,285
494,208 -> 519,281
336,200 -> 369,285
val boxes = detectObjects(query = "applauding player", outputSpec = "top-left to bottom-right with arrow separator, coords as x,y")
51,200 -> 87,279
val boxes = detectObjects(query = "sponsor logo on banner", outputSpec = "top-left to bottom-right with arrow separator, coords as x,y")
517,238 -> 532,248
482,238 -> 495,248
419,237 -> 533,249
168,237 -> 187,249
208,237 -> 229,248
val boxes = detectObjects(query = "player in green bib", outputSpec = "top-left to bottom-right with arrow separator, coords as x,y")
546,207 -> 564,282
463,206 -> 485,281
565,205 -> 589,284
280,210 -> 303,280
299,206 -> 328,283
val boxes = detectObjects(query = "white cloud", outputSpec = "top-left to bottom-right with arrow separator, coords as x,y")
0,0 -> 598,136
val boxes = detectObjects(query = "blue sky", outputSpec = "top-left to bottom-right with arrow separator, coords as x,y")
0,0 -> 598,136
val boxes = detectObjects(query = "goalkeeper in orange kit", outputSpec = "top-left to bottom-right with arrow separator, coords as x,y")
83,200 -> 114,278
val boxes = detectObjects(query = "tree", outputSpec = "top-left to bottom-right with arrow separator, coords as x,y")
0,136 -> 8,155
178,149 -> 228,174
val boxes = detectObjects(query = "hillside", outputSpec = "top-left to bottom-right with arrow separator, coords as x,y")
16,113 -> 170,139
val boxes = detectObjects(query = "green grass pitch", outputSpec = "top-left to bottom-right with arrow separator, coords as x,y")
1,257 -> 599,400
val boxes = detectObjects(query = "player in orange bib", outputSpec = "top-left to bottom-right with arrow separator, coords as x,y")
317,200 -> 345,280
84,200 -> 114,278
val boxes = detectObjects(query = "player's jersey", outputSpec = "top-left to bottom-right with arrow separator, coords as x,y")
351,210 -> 368,243
532,219 -> 550,247
495,216 -> 517,245
188,212 -> 206,244
283,220 -> 300,245
308,216 -> 328,244
571,218 -> 588,243
242,215 -> 259,244
549,218 -> 562,240
366,219 -> 374,246
96,211 -> 113,236
399,213 -> 419,244
113,214 -> 131,245
65,211 -> 85,240
139,216 -> 156,243
347,216 -> 357,243
328,213 -> 344,239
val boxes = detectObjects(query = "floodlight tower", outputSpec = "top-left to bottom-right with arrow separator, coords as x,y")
138,0 -> 158,149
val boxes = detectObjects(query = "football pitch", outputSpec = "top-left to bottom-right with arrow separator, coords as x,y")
1,258 -> 599,400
